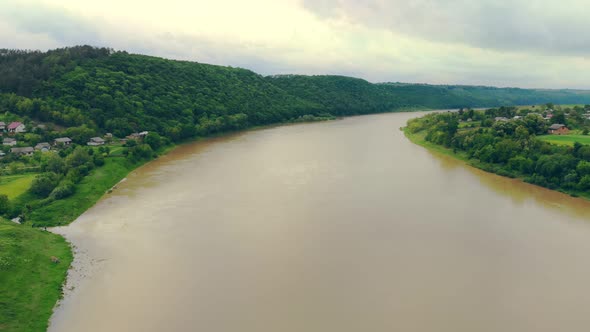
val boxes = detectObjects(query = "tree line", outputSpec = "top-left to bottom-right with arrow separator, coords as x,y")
407,106 -> 590,194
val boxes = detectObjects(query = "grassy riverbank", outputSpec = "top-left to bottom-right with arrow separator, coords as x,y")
0,219 -> 72,332
404,112 -> 590,201
0,147 -> 175,331
0,115 -> 344,331
24,157 -> 145,228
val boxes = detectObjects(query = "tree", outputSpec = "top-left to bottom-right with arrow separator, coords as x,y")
30,172 -> 60,197
579,175 -> 590,190
0,194 -> 10,214
44,154 -> 66,174
145,132 -> 162,150
65,147 -> 91,168
50,180 -> 76,199
577,160 -> 590,176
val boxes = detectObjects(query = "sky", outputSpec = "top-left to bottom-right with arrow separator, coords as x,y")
1,0 -> 589,89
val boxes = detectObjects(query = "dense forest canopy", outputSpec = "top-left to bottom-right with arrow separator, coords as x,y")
2,45 -> 590,143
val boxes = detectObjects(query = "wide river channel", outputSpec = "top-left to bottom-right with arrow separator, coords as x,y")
50,112 -> 590,332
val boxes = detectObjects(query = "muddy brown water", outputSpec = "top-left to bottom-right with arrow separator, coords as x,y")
50,112 -> 590,332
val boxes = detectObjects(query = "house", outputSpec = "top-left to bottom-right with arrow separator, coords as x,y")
105,133 -> 113,139
0,151 -> 5,158
0,122 -> 5,131
548,124 -> 569,135
126,133 -> 140,140
2,138 -> 16,146
11,147 -> 34,156
35,142 -> 51,152
495,117 -> 509,122
87,137 -> 106,146
7,122 -> 26,134
54,137 -> 72,146
126,131 -> 148,140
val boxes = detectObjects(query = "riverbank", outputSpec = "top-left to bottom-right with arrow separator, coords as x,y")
0,219 -> 72,332
403,122 -> 590,202
6,112 -> 397,332
42,111 -> 590,332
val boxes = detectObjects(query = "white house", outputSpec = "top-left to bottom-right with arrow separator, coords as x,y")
2,138 -> 16,146
35,142 -> 52,152
7,122 -> 26,133
54,137 -> 72,146
87,137 -> 106,146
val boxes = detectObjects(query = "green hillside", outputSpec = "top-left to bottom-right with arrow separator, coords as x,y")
2,46 -> 590,143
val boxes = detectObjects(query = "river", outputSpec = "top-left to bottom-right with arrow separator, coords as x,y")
50,112 -> 590,332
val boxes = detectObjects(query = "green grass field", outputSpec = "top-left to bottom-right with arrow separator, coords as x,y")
27,157 -> 137,227
0,174 -> 36,199
0,219 -> 72,332
537,135 -> 590,146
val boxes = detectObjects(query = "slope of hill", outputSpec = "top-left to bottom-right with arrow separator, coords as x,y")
2,46 -> 590,143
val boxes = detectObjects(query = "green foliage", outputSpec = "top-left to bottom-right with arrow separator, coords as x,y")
0,220 -> 72,332
409,109 -> 590,196
3,46 -> 590,145
29,173 -> 60,198
65,147 -> 91,168
43,154 -> 66,174
0,194 -> 10,214
144,132 -> 162,150
49,180 -> 75,200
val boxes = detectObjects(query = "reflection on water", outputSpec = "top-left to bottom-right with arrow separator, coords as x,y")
50,112 -> 590,332
431,152 -> 590,219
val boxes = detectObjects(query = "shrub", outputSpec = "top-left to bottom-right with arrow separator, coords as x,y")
50,181 -> 76,200
30,172 -> 60,197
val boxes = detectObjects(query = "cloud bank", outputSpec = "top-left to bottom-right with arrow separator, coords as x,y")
1,0 -> 590,89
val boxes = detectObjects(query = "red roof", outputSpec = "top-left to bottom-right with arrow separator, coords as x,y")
7,122 -> 22,130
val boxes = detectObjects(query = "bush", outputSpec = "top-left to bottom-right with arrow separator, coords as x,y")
30,172 -> 60,197
0,194 -> 10,214
93,154 -> 105,167
50,181 -> 76,200
65,168 -> 82,183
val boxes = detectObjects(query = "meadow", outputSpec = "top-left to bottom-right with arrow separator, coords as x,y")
537,134 -> 590,146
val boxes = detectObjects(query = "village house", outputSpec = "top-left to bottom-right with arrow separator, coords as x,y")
126,131 -> 149,141
35,142 -> 52,152
11,147 -> 34,156
54,137 -> 72,146
0,122 -> 5,131
87,137 -> 106,146
494,117 -> 509,122
548,124 -> 569,135
0,151 -> 5,159
7,122 -> 26,134
2,138 -> 16,146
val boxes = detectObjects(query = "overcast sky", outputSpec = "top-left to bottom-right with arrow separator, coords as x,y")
2,0 -> 590,89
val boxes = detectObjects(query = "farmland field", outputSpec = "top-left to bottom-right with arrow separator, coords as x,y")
0,174 -> 36,199
537,135 -> 590,146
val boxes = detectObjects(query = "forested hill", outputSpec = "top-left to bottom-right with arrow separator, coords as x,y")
2,46 -> 590,141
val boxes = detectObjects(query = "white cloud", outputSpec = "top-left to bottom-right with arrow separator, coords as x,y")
1,0 -> 590,89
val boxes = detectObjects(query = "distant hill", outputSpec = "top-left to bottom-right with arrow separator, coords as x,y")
1,46 -> 590,141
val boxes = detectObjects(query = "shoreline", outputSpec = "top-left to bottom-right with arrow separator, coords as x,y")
402,125 -> 590,203
43,114 -> 355,330
41,109 -> 445,330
